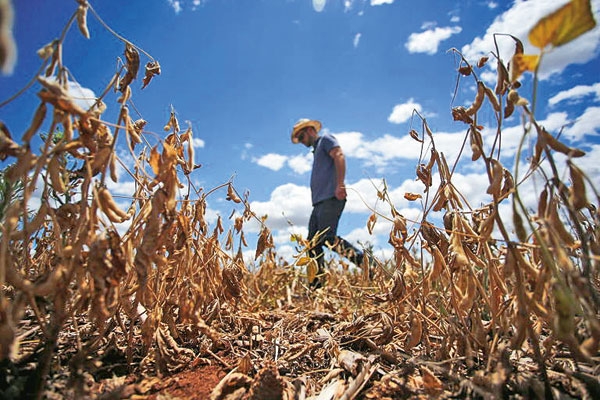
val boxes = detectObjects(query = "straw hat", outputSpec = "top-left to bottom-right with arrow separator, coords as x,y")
291,118 -> 322,143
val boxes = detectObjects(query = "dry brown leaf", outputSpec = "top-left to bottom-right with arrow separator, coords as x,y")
118,43 -> 140,93
421,366 -> 443,394
142,60 -> 161,89
404,192 -> 422,201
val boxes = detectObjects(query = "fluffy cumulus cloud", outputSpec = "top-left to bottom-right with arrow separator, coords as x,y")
405,26 -> 462,55
388,98 -> 422,124
254,153 -> 288,171
371,0 -> 394,5
461,0 -> 600,79
250,183 -> 311,232
287,153 -> 313,174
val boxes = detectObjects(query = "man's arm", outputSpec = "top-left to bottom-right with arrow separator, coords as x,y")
329,146 -> 347,200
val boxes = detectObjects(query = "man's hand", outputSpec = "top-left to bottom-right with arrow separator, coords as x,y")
335,185 -> 347,200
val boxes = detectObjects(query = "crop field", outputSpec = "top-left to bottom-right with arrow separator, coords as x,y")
1,1 -> 599,399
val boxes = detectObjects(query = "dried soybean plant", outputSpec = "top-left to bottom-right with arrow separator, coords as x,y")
0,1 -> 266,398
357,1 -> 600,396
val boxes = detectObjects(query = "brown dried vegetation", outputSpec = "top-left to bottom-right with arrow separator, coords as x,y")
1,1 -> 599,399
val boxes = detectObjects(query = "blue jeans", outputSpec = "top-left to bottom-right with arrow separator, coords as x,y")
308,198 -> 363,272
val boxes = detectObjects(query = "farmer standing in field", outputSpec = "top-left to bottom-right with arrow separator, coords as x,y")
291,118 -> 365,288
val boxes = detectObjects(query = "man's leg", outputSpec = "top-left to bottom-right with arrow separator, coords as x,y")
331,236 -> 364,266
307,206 -> 325,287
317,198 -> 364,266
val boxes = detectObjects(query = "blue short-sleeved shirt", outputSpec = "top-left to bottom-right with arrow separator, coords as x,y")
311,133 -> 340,205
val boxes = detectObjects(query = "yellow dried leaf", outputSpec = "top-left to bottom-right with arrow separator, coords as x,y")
509,53 -> 539,82
529,0 -> 597,49
307,259 -> 318,284
295,256 -> 311,266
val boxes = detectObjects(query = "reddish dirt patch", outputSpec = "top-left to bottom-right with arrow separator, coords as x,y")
146,364 -> 227,399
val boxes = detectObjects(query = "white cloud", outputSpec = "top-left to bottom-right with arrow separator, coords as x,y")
548,82 -> 600,106
405,26 -> 462,55
353,33 -> 362,48
313,0 -> 326,12
254,153 -> 288,171
287,153 -> 312,174
461,0 -> 600,79
388,98 -> 422,124
563,106 -> 600,142
192,137 -> 205,149
371,0 -> 394,5
67,81 -> 97,110
487,1 -> 498,9
167,0 -> 182,14
250,183 -> 312,231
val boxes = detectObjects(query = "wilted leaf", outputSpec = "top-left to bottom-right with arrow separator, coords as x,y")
307,259 -> 318,284
529,0 -> 597,49
421,366 -> 443,394
477,55 -> 489,68
404,192 -> 422,201
509,53 -> 540,82
295,256 -> 311,266
409,129 -> 423,142
142,61 -> 161,89
458,65 -> 472,76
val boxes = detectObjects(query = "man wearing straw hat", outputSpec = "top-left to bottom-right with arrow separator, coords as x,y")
291,118 -> 364,288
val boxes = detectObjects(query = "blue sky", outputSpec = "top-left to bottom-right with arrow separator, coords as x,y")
2,0 -> 600,263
